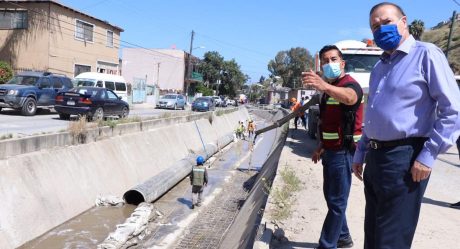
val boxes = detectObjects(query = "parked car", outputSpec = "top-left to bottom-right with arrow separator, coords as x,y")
211,96 -> 223,107
0,71 -> 73,116
226,99 -> 236,106
156,94 -> 186,110
192,97 -> 215,112
55,87 -> 129,121
220,96 -> 228,107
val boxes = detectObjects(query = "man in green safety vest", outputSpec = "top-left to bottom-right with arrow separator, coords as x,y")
190,156 -> 208,209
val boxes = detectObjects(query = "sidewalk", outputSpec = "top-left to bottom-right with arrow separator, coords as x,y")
130,102 -> 157,110
262,123 -> 460,249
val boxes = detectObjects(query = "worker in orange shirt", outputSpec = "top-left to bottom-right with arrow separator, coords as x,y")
290,97 -> 306,130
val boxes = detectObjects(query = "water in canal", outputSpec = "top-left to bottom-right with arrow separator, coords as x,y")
19,116 -> 278,249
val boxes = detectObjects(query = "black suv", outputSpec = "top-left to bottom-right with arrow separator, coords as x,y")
0,71 -> 73,116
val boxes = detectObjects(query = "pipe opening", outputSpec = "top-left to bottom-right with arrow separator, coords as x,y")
123,190 -> 145,205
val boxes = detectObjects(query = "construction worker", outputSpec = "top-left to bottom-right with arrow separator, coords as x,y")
247,119 -> 256,138
190,156 -> 208,209
290,97 -> 306,130
301,44 -> 364,249
235,120 -> 245,139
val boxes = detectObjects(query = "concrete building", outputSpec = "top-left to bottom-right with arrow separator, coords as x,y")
122,48 -> 186,93
122,48 -> 202,102
266,85 -> 290,104
0,0 -> 123,78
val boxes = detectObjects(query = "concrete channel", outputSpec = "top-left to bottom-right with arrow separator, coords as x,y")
2,106 -> 288,249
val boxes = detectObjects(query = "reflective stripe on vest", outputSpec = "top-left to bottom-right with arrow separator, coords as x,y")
326,98 -> 340,105
322,132 -> 339,140
353,134 -> 362,142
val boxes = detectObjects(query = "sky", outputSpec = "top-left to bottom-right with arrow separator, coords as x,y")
59,0 -> 460,83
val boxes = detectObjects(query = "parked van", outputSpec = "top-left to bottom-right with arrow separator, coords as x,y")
74,72 -> 129,102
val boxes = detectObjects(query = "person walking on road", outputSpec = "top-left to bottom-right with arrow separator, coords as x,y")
302,44 -> 364,249
352,2 -> 460,249
190,156 -> 208,209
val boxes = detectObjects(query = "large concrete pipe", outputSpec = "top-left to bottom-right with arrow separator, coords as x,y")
123,135 -> 232,205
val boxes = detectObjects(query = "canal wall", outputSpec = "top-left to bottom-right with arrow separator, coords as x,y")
0,108 -> 249,249
220,108 -> 289,249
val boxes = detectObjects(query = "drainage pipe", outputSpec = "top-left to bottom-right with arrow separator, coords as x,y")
124,134 -> 234,205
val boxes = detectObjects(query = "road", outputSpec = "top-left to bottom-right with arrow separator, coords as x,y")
0,105 -> 187,137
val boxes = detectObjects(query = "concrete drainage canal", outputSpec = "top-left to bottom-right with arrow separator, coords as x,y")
16,108 -> 288,249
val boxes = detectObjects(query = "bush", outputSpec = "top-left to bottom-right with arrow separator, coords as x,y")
196,83 -> 213,96
0,61 -> 13,84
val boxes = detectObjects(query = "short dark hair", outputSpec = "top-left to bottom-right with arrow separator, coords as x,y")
370,2 -> 406,17
319,45 -> 343,62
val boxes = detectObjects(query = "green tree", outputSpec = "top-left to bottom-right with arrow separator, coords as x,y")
0,61 -> 13,84
219,59 -> 246,97
259,75 -> 266,83
268,47 -> 314,89
198,51 -> 224,88
409,19 -> 425,41
195,82 -> 213,96
197,51 -> 246,98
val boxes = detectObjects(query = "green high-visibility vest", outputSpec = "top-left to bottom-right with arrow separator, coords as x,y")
192,166 -> 205,186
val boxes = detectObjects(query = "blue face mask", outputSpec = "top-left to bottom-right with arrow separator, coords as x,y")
322,62 -> 342,80
373,21 -> 402,51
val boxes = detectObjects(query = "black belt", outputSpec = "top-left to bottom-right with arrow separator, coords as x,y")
368,137 -> 427,150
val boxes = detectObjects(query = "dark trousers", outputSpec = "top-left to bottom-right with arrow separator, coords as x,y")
318,149 -> 353,249
456,137 -> 460,159
363,142 -> 428,249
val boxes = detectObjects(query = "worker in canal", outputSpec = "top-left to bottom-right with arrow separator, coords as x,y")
190,156 -> 208,209
235,120 -> 245,140
247,119 -> 256,138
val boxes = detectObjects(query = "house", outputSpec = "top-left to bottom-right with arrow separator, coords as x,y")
266,84 -> 290,105
0,0 -> 123,78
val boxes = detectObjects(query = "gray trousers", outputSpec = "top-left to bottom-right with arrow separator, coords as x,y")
192,185 -> 204,205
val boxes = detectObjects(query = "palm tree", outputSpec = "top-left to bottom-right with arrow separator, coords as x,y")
409,19 -> 425,40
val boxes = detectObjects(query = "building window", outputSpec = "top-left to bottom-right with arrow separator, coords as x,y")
0,10 -> 28,29
107,30 -> 113,47
74,64 -> 91,77
75,19 -> 93,42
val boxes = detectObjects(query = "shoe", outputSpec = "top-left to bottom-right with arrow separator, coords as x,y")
449,201 -> 460,209
196,203 -> 201,207
191,204 -> 195,209
337,237 -> 354,248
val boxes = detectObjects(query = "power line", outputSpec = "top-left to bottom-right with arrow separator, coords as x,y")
452,0 -> 460,6
67,0 -> 273,66
79,0 -> 112,11
195,32 -> 273,58
3,1 -> 188,62
4,1 -> 270,77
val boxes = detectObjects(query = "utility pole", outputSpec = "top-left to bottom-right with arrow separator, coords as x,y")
185,30 -> 195,98
156,62 -> 160,86
446,11 -> 457,59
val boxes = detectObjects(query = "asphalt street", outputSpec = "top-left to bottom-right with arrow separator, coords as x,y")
0,104 -> 185,137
